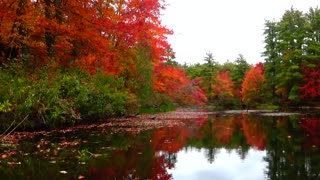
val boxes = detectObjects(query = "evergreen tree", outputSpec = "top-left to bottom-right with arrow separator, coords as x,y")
263,8 -> 306,105
305,7 -> 320,58
231,54 -> 250,91
263,20 -> 280,101
203,52 -> 219,103
277,8 -> 306,103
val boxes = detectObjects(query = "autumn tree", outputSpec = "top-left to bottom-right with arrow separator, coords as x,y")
153,64 -> 207,106
228,54 -> 250,107
183,52 -> 219,104
241,63 -> 266,108
0,0 -> 182,127
0,0 -> 37,61
212,70 -> 234,107
0,0 -> 172,69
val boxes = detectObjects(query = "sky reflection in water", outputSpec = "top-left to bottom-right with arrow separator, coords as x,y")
2,112 -> 320,179
168,148 -> 267,180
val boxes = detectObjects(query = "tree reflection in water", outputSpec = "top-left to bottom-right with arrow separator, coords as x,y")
2,113 -> 320,179
264,115 -> 320,179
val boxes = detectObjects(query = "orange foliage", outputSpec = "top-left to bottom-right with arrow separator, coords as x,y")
212,70 -> 234,98
153,64 -> 207,105
0,0 -> 172,74
241,63 -> 266,103
0,0 -> 42,60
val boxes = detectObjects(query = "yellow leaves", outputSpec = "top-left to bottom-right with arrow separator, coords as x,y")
0,100 -> 12,113
275,87 -> 287,97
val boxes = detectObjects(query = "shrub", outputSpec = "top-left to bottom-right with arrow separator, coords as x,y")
0,65 -> 128,130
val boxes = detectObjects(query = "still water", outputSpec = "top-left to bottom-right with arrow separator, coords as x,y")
168,148 -> 266,180
1,112 -> 320,180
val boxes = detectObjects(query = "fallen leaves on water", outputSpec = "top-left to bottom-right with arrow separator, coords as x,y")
59,139 -> 81,147
0,108 -> 210,147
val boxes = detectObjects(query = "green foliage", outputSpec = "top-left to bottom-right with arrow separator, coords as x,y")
135,47 -> 154,108
183,52 -> 220,103
288,85 -> 300,101
231,54 -> 250,89
263,7 -> 320,105
77,149 -> 94,161
183,63 -> 207,80
84,72 -> 128,119
0,64 -> 128,130
183,53 -> 250,109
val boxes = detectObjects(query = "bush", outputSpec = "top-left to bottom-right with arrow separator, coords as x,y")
0,65 -> 128,130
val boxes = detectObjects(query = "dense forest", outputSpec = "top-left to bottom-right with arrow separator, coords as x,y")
0,0 -> 320,130
175,7 -> 320,109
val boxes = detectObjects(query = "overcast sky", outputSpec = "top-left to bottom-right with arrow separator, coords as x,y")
161,0 -> 319,65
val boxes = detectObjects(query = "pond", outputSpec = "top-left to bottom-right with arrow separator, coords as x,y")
1,109 -> 320,180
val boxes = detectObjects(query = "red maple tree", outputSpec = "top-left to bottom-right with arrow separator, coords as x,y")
0,0 -> 172,73
300,65 -> 320,99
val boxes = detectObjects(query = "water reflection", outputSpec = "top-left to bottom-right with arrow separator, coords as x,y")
168,148 -> 266,180
1,113 -> 320,179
